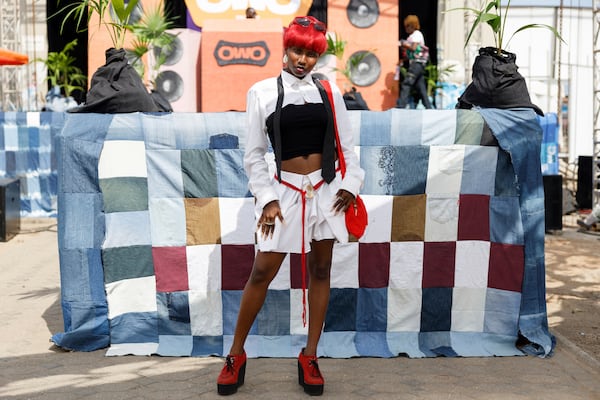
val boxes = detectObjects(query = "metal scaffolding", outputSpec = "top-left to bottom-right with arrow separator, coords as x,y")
0,0 -> 45,111
0,0 -> 23,111
593,0 -> 600,205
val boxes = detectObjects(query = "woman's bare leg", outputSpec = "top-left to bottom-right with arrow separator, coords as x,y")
228,251 -> 287,355
303,239 -> 335,356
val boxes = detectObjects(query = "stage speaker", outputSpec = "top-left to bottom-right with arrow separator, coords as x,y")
199,18 -> 283,112
0,178 -> 20,242
576,155 -> 593,209
153,28 -> 201,112
543,174 -> 563,231
327,0 -> 399,110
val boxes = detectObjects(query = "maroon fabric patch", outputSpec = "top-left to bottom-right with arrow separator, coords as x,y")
290,253 -> 303,289
221,244 -> 255,290
422,242 -> 456,288
153,246 -> 189,292
358,242 -> 390,288
488,243 -> 524,292
458,194 -> 490,241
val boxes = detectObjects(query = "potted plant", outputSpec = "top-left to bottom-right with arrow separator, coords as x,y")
33,39 -> 87,110
312,32 -> 345,83
314,33 -> 371,109
56,0 -> 163,113
325,33 -> 346,60
449,0 -> 564,115
34,39 -> 87,97
127,1 -> 176,91
57,0 -> 139,50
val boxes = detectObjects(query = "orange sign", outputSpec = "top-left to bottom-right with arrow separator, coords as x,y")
184,0 -> 313,27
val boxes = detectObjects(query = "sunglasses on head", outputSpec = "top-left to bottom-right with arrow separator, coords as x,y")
293,17 -> 326,32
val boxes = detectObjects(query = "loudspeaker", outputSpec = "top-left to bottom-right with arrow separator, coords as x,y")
0,178 -> 20,242
327,0 -> 399,110
576,155 -> 593,209
152,28 -> 201,112
543,174 -> 563,231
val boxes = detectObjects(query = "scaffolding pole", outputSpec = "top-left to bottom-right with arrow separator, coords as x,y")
0,0 -> 23,111
593,0 -> 600,206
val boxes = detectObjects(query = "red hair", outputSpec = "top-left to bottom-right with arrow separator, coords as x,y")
283,16 -> 327,55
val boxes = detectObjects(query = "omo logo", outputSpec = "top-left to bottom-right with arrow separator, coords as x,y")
214,40 -> 270,66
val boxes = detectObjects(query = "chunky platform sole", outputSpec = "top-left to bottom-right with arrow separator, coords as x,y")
297,361 -> 324,396
217,362 -> 246,395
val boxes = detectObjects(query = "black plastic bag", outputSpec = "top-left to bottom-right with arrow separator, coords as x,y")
69,48 -> 166,113
457,47 -> 543,116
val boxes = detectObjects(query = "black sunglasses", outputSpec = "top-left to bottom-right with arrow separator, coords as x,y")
293,17 -> 326,32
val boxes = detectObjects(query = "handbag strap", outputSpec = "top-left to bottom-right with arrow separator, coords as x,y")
273,75 -> 285,182
313,77 -> 347,179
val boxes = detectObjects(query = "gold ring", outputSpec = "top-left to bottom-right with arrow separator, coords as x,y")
264,222 -> 275,226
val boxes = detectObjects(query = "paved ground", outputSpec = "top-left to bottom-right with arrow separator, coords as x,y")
0,218 -> 598,399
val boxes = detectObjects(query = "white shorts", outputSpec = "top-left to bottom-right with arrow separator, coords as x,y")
256,168 -> 348,253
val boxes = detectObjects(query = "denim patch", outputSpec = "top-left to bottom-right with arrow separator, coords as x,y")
181,149 -> 218,198
356,288 -> 388,331
421,287 -> 453,332
324,288 -> 357,332
110,312 -> 159,344
256,289 -> 290,336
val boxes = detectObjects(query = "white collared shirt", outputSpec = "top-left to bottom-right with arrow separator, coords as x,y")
243,70 -> 364,210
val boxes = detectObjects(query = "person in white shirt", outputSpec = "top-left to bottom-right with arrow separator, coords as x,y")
577,203 -> 600,231
396,14 -> 432,109
216,16 -> 364,397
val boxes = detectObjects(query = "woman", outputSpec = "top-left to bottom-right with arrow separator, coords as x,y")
216,16 -> 364,396
396,14 -> 432,109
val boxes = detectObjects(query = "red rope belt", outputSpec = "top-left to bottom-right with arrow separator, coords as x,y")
277,176 -> 325,327
275,167 -> 341,326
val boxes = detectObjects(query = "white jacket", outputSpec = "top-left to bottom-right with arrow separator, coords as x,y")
243,70 -> 364,210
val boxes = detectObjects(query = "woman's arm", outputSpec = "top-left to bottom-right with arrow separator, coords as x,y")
243,86 -> 279,210
330,82 -> 365,197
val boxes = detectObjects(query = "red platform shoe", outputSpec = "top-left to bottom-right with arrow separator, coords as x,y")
297,348 -> 324,396
217,351 -> 247,395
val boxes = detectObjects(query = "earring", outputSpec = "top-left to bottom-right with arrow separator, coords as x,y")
283,54 -> 288,63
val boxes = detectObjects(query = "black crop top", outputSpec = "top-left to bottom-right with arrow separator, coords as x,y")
266,102 -> 328,160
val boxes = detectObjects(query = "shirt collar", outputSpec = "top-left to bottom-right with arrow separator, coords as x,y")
281,70 -> 316,89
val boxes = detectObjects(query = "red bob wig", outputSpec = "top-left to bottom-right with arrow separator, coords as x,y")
283,16 -> 328,55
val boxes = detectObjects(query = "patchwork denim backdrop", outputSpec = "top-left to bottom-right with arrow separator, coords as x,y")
53,109 -> 553,358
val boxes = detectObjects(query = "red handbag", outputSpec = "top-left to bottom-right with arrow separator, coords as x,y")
319,79 -> 368,239
345,194 -> 368,238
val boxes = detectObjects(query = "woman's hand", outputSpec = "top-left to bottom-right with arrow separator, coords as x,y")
258,200 -> 284,238
333,189 -> 356,214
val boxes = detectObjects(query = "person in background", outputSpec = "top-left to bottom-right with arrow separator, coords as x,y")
396,14 -> 432,109
216,15 -> 364,396
245,7 -> 257,19
577,203 -> 600,231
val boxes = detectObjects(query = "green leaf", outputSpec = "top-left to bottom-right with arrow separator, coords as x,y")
110,0 -> 127,23
480,13 -> 501,33
484,0 -> 500,13
325,33 -> 346,59
506,23 -> 566,48
449,0 -> 564,51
